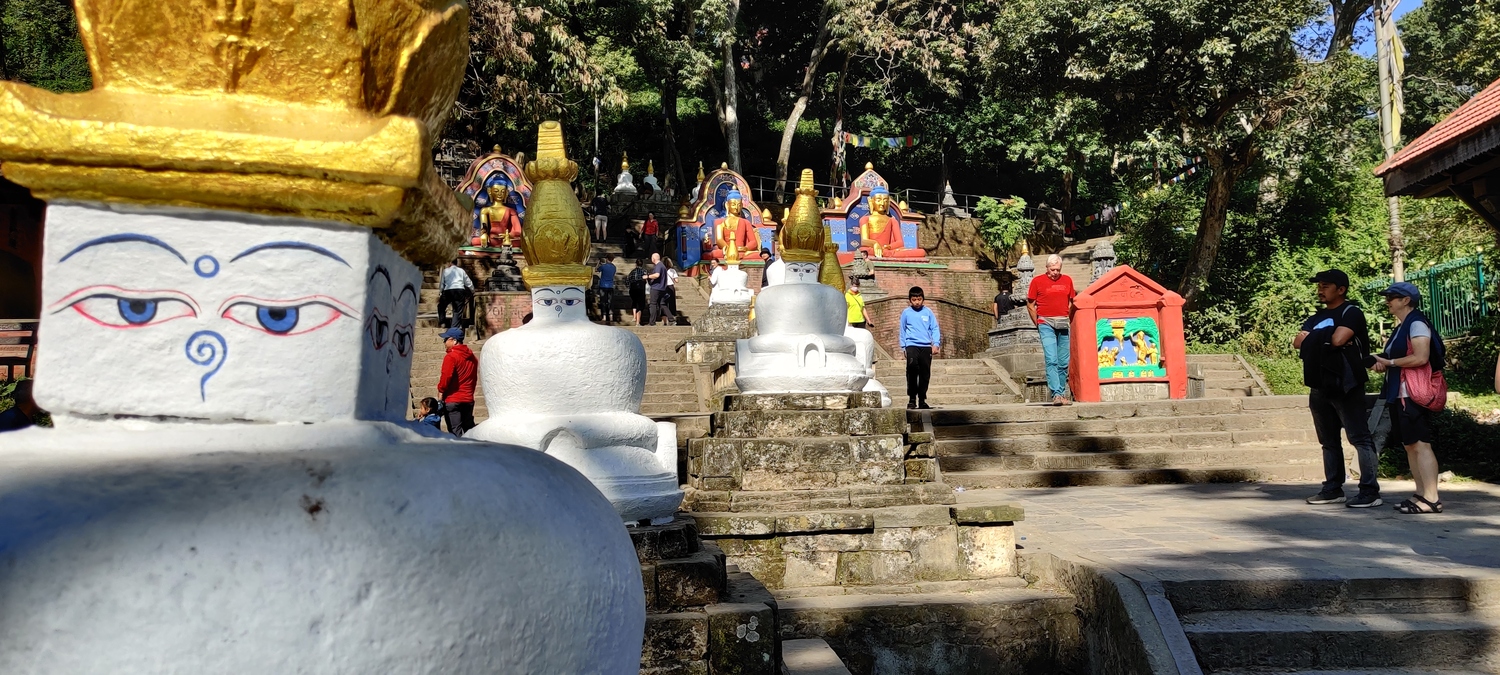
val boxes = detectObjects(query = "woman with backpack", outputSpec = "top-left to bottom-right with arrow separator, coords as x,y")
1371,282 -> 1447,515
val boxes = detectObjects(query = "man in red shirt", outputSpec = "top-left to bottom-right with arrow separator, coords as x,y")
1027,254 -> 1076,405
437,326 -> 479,435
642,213 -> 660,257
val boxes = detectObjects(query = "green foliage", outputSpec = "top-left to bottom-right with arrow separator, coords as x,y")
1446,315 -> 1500,393
1245,356 -> 1309,396
2,0 -> 92,92
1379,408 -> 1500,483
973,196 -> 1032,259
0,378 -> 16,414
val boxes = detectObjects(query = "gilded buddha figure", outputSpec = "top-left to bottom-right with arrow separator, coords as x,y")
858,185 -> 924,259
709,190 -> 760,261
475,183 -> 522,248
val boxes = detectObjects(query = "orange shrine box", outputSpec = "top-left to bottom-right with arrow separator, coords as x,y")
1068,265 -> 1188,402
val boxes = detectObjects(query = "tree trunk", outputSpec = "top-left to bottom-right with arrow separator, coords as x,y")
830,55 -> 850,187
718,0 -> 743,173
775,3 -> 834,202
660,74 -> 687,200
1326,0 -> 1375,59
1178,149 -> 1250,307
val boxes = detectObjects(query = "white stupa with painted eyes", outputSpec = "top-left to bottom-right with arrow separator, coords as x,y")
0,4 -> 646,674
736,170 -> 870,395
467,124 -> 684,524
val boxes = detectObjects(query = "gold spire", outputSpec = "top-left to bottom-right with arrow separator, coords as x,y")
761,208 -> 773,222
521,121 -> 592,289
696,161 -> 705,183
779,169 -> 826,264
865,162 -> 874,170
721,162 -> 729,170
647,159 -> 655,175
678,199 -> 691,221
621,152 -> 630,173
0,0 -> 471,265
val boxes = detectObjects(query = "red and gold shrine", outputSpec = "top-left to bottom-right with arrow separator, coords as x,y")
1068,265 -> 1188,402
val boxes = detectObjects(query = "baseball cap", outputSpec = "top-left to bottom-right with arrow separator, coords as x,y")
439,327 -> 465,342
1308,269 -> 1350,287
1380,281 -> 1422,305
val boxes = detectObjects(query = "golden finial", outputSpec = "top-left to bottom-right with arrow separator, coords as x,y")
0,0 -> 472,264
521,121 -> 592,289
678,199 -> 691,221
818,238 -> 845,292
898,200 -> 909,211
493,145 -> 502,153
761,208 -> 773,222
647,159 -> 655,175
779,169 -> 826,263
865,162 -> 874,170
721,162 -> 729,170
621,152 -> 630,173
697,161 -> 705,183
1021,240 -> 1031,256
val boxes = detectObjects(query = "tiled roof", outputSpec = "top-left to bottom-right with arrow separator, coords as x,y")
1376,77 -> 1500,177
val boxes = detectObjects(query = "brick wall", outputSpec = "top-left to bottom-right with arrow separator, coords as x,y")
476,291 -> 533,337
864,296 -> 996,359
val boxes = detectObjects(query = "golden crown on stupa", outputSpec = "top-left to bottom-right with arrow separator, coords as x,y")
520,121 -> 592,289
779,169 -> 827,264
0,0 -> 471,264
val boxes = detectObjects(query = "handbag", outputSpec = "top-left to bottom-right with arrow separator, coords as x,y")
1043,316 -> 1070,333
1400,330 -> 1448,412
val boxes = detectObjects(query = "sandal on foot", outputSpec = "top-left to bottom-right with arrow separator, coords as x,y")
1395,495 -> 1443,514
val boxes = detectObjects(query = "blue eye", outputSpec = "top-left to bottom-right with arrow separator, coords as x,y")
257,306 -> 299,334
118,298 -> 158,324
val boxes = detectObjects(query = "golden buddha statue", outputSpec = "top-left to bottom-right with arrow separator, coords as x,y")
858,185 -> 924,259
710,189 -> 759,261
476,183 -> 523,249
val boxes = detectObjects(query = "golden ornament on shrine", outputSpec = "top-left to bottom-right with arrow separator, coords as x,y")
621,152 -> 630,173
521,121 -> 593,289
0,0 -> 470,264
696,161 -> 705,183
779,169 -> 827,264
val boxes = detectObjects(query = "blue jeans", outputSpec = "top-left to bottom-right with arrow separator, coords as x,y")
1037,322 -> 1071,398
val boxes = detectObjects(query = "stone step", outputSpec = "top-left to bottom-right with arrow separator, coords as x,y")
942,463 -> 1324,488
771,577 -> 1029,599
684,483 -> 954,512
775,586 -> 1080,674
1162,577 -> 1488,615
711,408 -> 908,438
924,396 -> 1307,426
644,392 -> 699,405
939,445 -> 1318,472
1206,387 -> 1256,398
780,638 -> 853,675
1187,353 -> 1242,363
933,411 -> 1312,440
1181,610 -> 1500,672
935,429 -> 1316,455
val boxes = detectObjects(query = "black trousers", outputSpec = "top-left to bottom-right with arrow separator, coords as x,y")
443,401 -> 475,437
437,288 -> 472,329
1308,386 -> 1380,495
599,287 -> 615,323
905,346 -> 933,401
649,288 -> 668,325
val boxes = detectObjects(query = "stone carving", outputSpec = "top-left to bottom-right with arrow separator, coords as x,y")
735,169 -> 870,396
1091,239 -> 1117,284
469,122 -> 683,524
0,4 -> 645,672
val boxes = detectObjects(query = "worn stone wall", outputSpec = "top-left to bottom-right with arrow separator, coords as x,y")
694,506 -> 1022,590
1020,551 -> 1172,675
476,291 -> 532,337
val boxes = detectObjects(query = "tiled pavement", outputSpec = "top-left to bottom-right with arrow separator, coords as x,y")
959,481 -> 1500,581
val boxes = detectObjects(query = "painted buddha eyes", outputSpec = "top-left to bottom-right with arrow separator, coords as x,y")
55,288 -> 197,328
220,296 -> 350,336
535,297 -> 583,307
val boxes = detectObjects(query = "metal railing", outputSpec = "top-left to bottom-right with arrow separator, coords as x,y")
1362,254 -> 1489,338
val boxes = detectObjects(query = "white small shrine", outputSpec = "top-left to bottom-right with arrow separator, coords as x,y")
0,2 -> 645,672
614,153 -> 638,196
735,170 -> 870,395
468,123 -> 683,524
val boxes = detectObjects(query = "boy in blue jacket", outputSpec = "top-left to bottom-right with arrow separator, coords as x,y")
899,286 -> 942,409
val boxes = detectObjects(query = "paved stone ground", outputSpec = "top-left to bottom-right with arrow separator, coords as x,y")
959,481 -> 1500,581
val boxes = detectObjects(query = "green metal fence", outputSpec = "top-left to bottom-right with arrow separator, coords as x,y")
1363,254 -> 1489,338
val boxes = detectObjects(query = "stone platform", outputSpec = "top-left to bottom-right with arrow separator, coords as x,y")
633,516 -> 779,675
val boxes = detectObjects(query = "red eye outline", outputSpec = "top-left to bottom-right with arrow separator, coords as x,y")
218,294 -> 357,337
49,285 -> 198,328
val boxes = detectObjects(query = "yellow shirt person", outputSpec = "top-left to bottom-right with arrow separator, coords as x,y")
845,283 -> 867,327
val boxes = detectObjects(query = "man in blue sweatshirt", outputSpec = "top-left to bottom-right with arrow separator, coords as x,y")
899,286 -> 942,409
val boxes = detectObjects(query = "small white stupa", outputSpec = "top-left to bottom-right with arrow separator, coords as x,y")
614,153 -> 638,196
469,123 -> 683,524
644,159 -> 662,192
0,4 -> 645,672
735,170 -> 870,395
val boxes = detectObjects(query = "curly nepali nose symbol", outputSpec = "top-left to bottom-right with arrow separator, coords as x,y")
184,330 -> 227,401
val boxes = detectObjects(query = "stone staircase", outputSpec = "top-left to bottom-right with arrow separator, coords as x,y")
873,358 -> 1020,407
410,327 -> 490,423
930,396 -> 1326,489
624,324 -> 703,415
1188,353 -> 1269,397
1169,576 -> 1500,674
1057,236 -> 1114,292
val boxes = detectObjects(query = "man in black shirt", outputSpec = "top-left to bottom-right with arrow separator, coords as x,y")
1294,269 -> 1380,508
992,285 -> 1015,324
